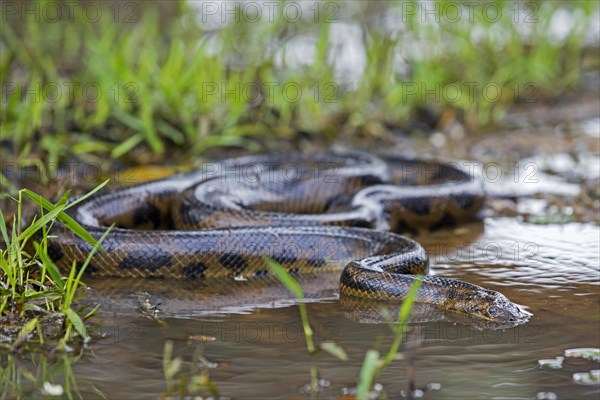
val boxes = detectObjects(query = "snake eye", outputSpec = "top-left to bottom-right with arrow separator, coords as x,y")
488,306 -> 498,317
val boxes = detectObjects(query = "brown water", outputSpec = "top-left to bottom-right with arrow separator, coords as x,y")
5,218 -> 597,400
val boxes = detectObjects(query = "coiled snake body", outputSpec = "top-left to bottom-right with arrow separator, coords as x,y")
46,151 -> 529,323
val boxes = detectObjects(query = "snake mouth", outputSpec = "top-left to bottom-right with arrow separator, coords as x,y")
462,291 -> 531,324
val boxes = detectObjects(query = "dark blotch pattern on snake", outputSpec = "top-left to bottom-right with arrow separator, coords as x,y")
44,151 -> 530,324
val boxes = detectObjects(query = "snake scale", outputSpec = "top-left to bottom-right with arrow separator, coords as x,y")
45,151 -> 529,323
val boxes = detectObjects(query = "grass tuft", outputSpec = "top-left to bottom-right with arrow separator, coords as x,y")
0,185 -> 108,350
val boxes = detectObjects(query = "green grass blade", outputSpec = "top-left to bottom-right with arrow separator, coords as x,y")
381,277 -> 423,370
21,187 -> 106,250
356,349 -> 380,400
162,340 -> 182,380
320,341 -> 348,361
264,257 -> 315,353
64,307 -> 88,340
396,276 -> 423,326
0,210 -> 9,246
263,257 -> 304,299
68,225 -> 112,306
0,256 -> 14,285
35,242 -> 64,291
61,179 -> 109,210
62,260 -> 79,311
11,317 -> 39,351
15,205 -> 64,243
82,303 -> 101,320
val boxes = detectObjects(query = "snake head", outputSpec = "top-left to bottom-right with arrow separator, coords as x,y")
486,293 -> 531,322
466,291 -> 531,323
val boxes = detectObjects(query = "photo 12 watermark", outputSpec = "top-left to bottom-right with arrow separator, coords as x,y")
398,81 -> 539,105
396,1 -> 539,23
1,81 -> 140,104
200,81 -> 339,104
1,161 -> 142,187
1,1 -> 140,23
195,1 -> 339,24
429,241 -> 541,264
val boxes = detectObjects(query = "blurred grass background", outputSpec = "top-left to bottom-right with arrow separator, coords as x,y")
1,0 -> 599,173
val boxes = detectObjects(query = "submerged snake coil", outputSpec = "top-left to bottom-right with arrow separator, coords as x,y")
45,151 -> 529,323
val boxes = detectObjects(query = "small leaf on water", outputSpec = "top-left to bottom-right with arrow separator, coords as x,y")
42,382 -> 64,396
572,370 -> 600,385
538,357 -> 564,369
564,348 -> 600,362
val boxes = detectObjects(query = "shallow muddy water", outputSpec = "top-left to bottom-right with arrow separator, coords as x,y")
6,218 -> 597,400
3,83 -> 599,400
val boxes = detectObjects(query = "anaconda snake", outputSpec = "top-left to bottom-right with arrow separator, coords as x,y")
44,151 -> 529,324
